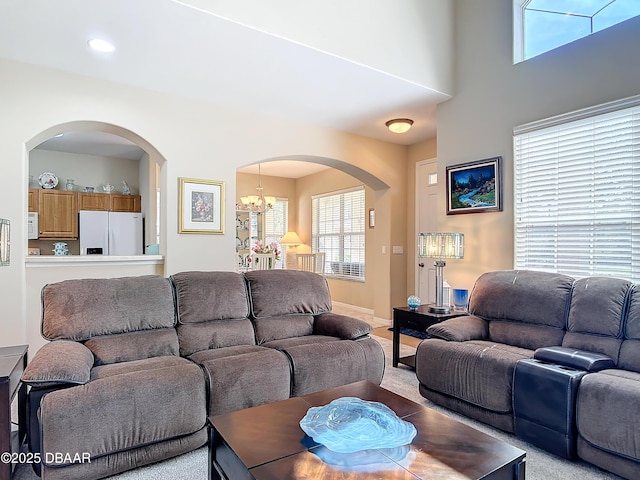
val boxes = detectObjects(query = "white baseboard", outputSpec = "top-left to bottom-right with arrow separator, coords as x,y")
331,301 -> 373,315
331,301 -> 391,327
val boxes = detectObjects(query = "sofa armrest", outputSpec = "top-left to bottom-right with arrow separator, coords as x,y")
313,312 -> 373,340
22,340 -> 94,388
534,346 -> 615,372
426,315 -> 488,341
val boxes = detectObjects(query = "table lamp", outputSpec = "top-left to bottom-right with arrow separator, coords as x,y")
418,233 -> 464,314
280,231 -> 303,269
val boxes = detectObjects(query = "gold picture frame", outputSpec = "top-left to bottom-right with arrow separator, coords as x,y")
178,178 -> 225,234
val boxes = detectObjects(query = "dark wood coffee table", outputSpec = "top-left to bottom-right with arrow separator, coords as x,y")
208,381 -> 525,480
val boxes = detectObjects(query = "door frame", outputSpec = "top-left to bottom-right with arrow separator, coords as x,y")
415,158 -> 438,303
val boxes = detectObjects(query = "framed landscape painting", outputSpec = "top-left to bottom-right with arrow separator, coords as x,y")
446,156 -> 502,215
178,178 -> 225,234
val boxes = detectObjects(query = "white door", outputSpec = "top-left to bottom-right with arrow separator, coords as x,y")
416,160 -> 439,304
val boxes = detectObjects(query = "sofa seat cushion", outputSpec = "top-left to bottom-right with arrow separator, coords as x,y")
90,355 -> 190,381
577,369 -> 640,461
262,335 -> 339,349
85,328 -> 180,366
416,339 -> 532,413
40,359 -> 206,465
198,349 -> 291,415
272,337 -> 385,396
187,344 -> 270,364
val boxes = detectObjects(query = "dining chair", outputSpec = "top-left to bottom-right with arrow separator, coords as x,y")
251,253 -> 275,270
295,252 -> 326,274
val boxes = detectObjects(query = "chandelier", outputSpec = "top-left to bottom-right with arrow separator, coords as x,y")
240,163 -> 276,212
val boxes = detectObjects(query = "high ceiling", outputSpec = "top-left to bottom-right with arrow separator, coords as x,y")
0,0 -> 450,177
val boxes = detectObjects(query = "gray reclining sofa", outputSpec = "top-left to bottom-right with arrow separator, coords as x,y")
416,269 -> 640,480
21,270 -> 384,480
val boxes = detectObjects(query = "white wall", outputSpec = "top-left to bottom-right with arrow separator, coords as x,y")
29,149 -> 141,194
0,58 -> 408,352
179,0 -> 454,94
436,0 -> 640,291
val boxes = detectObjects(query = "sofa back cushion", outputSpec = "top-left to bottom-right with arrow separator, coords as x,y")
253,314 -> 315,344
245,270 -> 331,342
42,275 -> 178,366
42,275 -> 176,342
469,270 -> 573,349
171,271 -> 256,355
618,285 -> 640,372
562,276 -> 631,363
85,329 -> 180,366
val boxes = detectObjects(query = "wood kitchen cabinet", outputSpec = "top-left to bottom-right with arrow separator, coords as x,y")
110,194 -> 141,212
38,190 -> 78,239
28,189 -> 38,212
78,192 -> 141,212
78,192 -> 109,211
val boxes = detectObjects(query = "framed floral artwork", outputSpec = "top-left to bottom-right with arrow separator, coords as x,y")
178,178 -> 225,234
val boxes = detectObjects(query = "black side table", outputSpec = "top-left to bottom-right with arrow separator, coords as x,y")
392,306 -> 463,369
0,345 -> 28,480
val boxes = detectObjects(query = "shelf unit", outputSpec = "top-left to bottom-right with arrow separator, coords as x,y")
235,211 -> 263,271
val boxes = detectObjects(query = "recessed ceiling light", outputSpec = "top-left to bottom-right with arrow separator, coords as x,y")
88,38 -> 116,53
385,118 -> 414,134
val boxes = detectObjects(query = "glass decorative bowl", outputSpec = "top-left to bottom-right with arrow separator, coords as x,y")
407,295 -> 421,310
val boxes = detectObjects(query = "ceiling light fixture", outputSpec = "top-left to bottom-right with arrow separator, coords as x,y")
88,38 -> 116,53
240,163 -> 276,212
385,118 -> 414,134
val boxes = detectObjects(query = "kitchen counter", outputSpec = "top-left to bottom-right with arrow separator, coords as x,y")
25,255 -> 164,267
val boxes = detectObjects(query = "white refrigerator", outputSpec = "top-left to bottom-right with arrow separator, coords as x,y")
79,210 -> 144,256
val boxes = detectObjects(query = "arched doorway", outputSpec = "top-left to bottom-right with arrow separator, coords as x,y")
236,155 -> 392,320
25,121 -> 167,258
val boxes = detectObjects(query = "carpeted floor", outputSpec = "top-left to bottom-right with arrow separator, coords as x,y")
14,334 -> 623,480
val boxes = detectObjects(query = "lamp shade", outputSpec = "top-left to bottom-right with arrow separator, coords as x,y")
418,233 -> 464,259
280,231 -> 303,246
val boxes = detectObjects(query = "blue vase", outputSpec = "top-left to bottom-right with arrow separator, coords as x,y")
452,289 -> 469,310
407,295 -> 421,310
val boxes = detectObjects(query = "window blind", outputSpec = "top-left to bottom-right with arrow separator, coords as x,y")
312,186 -> 365,280
514,96 -> 640,281
264,198 -> 288,269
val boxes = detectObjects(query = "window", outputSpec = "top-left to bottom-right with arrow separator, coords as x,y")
514,0 -> 640,62
312,187 -> 365,280
264,198 -> 288,269
514,95 -> 640,281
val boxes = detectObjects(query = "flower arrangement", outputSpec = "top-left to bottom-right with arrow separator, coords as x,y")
251,240 -> 281,260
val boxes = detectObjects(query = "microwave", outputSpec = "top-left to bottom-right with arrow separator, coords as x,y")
27,212 -> 38,239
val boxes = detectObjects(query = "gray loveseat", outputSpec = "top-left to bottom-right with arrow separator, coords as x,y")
22,270 -> 384,480
415,269 -> 640,479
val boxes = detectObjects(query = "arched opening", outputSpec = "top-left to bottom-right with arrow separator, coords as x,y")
25,121 -> 166,257
236,154 -> 391,316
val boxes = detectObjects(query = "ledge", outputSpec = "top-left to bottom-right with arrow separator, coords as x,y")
25,255 -> 164,267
